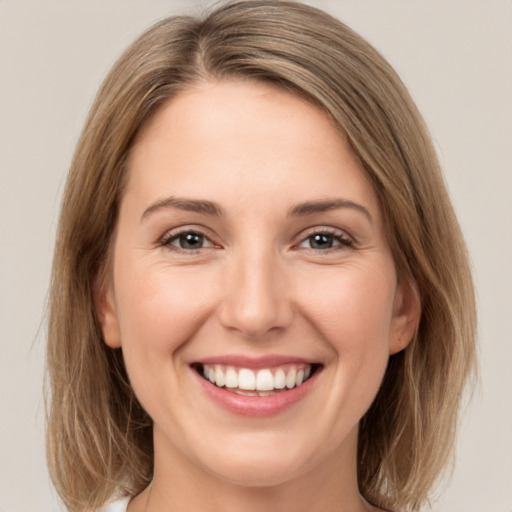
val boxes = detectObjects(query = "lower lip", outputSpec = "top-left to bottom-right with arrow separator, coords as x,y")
194,369 -> 318,417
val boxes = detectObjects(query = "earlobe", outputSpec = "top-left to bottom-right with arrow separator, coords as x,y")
94,274 -> 122,348
389,277 -> 421,355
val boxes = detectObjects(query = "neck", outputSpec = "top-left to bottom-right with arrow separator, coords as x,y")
129,426 -> 376,512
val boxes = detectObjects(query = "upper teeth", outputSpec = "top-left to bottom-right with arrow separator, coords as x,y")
202,364 -> 312,391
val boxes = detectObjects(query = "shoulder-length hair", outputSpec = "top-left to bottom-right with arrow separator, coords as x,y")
46,1 -> 476,511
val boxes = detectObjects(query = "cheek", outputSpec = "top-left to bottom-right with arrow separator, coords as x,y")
291,261 -> 397,442
296,261 -> 397,350
295,260 -> 396,414
114,259 -> 215,348
112,261 -> 220,416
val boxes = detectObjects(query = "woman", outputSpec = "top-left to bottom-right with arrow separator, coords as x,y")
46,1 -> 476,511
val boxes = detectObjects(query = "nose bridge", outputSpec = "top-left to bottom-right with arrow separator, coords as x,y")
219,242 -> 292,338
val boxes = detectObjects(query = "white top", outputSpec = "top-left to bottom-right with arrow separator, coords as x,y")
98,496 -> 131,512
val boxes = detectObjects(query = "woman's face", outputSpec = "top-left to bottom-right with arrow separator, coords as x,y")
98,80 -> 418,487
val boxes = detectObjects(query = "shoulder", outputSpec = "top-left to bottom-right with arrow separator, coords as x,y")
97,496 -> 131,512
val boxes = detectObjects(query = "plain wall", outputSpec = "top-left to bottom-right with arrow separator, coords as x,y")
0,1 -> 510,510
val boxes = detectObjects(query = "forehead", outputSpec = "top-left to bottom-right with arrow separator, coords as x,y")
132,79 -> 342,160
124,80 -> 381,223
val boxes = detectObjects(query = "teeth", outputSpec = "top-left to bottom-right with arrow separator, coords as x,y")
285,368 -> 297,389
256,369 -> 274,391
201,363 -> 314,392
274,368 -> 286,389
225,367 -> 238,388
238,368 -> 256,390
215,366 -> 225,387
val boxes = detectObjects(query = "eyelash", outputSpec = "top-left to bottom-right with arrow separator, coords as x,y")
159,227 -> 354,253
160,229 -> 217,253
296,228 -> 354,252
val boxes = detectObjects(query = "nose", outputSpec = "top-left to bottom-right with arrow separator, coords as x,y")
218,249 -> 293,339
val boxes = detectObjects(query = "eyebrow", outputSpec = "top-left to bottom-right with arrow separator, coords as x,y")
141,196 -> 223,221
288,199 -> 373,223
141,196 -> 372,223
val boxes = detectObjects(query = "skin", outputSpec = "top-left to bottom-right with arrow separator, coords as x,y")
97,80 -> 420,512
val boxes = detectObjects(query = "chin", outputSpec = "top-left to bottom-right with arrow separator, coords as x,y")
204,454 -> 309,488
186,429 -> 326,488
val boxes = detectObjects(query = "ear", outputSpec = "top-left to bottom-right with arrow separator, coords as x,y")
389,276 -> 421,355
93,272 -> 122,349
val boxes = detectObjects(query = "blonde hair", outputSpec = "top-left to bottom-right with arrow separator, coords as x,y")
46,1 -> 476,511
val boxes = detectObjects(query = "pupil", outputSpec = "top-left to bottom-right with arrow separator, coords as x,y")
180,233 -> 203,249
311,234 -> 333,249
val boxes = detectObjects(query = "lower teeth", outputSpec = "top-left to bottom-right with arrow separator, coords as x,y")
221,387 -> 285,397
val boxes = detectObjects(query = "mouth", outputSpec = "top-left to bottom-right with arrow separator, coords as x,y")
192,362 -> 322,397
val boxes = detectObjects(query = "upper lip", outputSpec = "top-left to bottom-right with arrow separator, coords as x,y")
192,354 -> 318,369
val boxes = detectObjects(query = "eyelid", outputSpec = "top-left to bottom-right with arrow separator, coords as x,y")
157,225 -> 355,252
168,233 -> 215,249
159,225 -> 221,250
294,226 -> 355,250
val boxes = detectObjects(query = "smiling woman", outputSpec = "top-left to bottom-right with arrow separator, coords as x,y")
99,83 -> 410,499
46,2 -> 476,512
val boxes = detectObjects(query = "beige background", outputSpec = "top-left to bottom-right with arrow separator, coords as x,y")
0,1 -> 511,511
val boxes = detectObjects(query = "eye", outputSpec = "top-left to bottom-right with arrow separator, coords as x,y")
298,230 -> 353,251
162,230 -> 216,251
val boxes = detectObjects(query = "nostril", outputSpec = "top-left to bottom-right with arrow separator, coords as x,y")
217,273 -> 294,339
